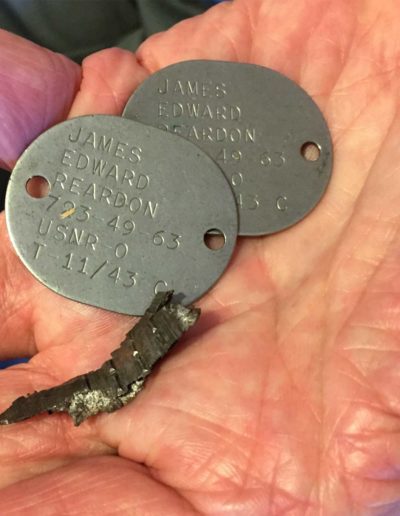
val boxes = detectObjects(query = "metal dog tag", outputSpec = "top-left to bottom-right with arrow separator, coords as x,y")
6,115 -> 238,315
123,60 -> 333,236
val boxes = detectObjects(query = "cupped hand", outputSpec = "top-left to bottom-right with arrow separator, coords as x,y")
1,1 -> 400,514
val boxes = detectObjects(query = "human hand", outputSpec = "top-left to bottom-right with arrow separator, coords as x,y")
1,1 -> 400,513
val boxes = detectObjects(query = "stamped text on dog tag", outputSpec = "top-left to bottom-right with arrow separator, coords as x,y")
123,60 -> 333,236
6,115 -> 238,315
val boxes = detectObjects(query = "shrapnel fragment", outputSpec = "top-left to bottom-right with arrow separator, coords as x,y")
0,291 -> 200,426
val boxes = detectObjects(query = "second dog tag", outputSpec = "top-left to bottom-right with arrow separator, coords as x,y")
123,60 -> 333,236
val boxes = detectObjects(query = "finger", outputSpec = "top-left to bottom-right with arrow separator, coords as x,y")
137,1 -> 251,70
68,47 -> 149,117
0,30 -> 80,170
0,456 -> 196,514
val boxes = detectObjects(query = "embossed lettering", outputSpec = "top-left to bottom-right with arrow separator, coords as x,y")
201,104 -> 213,119
216,148 -> 243,164
52,224 -> 99,250
107,216 -> 135,236
77,153 -> 89,170
69,127 -> 82,142
69,228 -> 84,246
105,164 -> 118,182
129,197 -> 142,215
61,155 -> 148,190
162,124 -> 256,143
66,128 -> 142,164
188,80 -> 199,97
99,186 -> 112,204
174,80 -> 185,95
144,201 -> 159,219
128,147 -> 142,164
83,131 -> 96,148
231,172 -> 244,187
55,224 -> 68,241
79,257 -> 89,274
62,149 -> 74,166
54,172 -> 67,190
230,129 -> 241,143
173,103 -> 183,117
136,174 -> 149,190
93,158 -> 107,177
63,252 -> 73,270
115,243 -> 128,259
260,151 -> 286,167
115,142 -> 128,159
108,267 -> 121,283
114,191 -> 127,208
48,176 -> 158,219
158,78 -> 227,98
238,193 -> 260,211
90,260 -> 108,279
153,231 -> 181,250
77,205 -> 90,222
187,103 -> 200,118
276,196 -> 288,212
158,79 -> 168,94
215,82 -> 227,97
38,217 -> 53,236
33,241 -> 46,260
187,125 -> 200,141
54,250 -> 139,289
159,102 -> 168,116
85,233 -> 98,251
69,177 -> 83,195
201,127 -> 213,142
123,271 -> 137,288
158,102 -> 241,121
154,280 -> 168,294
120,169 -> 149,190
98,135 -> 113,153
121,169 -> 134,187
83,183 -> 96,200
47,194 -> 60,210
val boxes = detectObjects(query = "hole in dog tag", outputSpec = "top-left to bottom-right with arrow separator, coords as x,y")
6,115 -> 238,315
26,176 -> 50,198
123,60 -> 333,236
301,142 -> 321,162
204,229 -> 225,250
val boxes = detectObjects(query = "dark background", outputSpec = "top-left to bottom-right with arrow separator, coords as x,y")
0,0 -> 214,210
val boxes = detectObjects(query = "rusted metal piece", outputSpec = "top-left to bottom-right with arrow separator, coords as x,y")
0,291 -> 200,426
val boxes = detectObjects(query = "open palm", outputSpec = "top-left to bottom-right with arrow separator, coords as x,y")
1,1 -> 400,513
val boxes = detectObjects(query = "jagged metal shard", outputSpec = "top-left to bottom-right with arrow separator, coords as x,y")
0,291 -> 200,426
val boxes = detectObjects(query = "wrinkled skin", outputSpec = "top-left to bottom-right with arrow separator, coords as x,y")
0,0 -> 400,513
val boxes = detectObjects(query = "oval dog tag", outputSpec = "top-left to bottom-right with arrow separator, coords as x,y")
123,60 -> 333,236
6,115 -> 238,315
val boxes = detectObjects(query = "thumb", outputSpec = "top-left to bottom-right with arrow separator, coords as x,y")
0,29 -> 80,170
